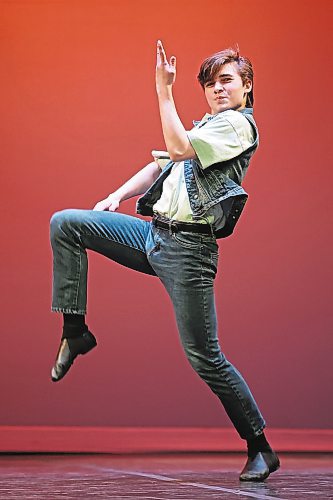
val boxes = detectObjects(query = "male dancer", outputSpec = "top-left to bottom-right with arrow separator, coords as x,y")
50,41 -> 280,481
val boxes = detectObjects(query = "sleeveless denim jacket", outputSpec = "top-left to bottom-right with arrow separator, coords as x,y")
136,108 -> 259,239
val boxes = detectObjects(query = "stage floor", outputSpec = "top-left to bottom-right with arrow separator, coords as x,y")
0,453 -> 332,499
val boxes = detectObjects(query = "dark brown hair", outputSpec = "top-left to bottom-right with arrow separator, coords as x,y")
197,47 -> 254,107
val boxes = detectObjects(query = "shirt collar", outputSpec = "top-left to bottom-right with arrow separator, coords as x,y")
193,107 -> 254,127
192,113 -> 213,127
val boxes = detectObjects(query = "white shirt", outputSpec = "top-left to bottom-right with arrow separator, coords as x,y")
153,109 -> 255,226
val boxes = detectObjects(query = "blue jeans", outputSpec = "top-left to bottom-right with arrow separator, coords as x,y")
50,209 -> 266,439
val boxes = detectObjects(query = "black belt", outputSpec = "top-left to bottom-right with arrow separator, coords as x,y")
152,215 -> 213,235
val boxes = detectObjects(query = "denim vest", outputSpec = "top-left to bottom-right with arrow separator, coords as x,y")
137,108 -> 259,239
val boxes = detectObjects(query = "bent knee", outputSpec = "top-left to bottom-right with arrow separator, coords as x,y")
184,345 -> 227,373
50,209 -> 85,239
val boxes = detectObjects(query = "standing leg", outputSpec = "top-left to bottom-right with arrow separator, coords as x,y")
147,226 -> 279,479
147,226 -> 265,439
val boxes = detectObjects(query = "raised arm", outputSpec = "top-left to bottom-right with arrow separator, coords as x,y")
93,161 -> 160,211
156,40 -> 196,162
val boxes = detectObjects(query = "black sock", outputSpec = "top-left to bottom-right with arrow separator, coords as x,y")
246,432 -> 272,457
62,314 -> 88,340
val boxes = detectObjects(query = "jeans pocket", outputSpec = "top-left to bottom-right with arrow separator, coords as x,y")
172,231 -> 202,249
210,251 -> 219,272
201,234 -> 219,254
201,238 -> 219,273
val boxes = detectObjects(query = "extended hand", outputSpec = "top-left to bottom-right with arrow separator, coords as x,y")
156,40 -> 176,91
93,193 -> 120,212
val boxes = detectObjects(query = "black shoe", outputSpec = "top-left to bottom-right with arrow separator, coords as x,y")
239,451 -> 280,481
51,331 -> 97,382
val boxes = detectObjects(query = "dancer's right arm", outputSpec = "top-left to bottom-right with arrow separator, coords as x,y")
93,160 -> 161,212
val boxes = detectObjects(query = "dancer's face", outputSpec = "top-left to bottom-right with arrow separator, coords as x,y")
204,62 -> 252,115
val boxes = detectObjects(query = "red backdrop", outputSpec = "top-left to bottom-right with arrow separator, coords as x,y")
1,0 -> 332,430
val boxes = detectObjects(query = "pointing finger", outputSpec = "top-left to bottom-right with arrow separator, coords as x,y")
157,39 -> 167,64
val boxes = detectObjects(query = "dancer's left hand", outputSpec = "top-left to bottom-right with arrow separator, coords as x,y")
156,40 -> 176,92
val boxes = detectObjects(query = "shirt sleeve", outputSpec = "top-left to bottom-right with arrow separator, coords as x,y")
151,151 -> 171,170
187,110 -> 255,169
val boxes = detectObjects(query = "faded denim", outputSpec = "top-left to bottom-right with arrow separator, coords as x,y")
50,208 -> 266,439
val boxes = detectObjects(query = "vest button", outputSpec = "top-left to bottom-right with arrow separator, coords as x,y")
193,194 -> 199,199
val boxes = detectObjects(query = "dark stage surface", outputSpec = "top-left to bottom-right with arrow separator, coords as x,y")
0,453 -> 332,499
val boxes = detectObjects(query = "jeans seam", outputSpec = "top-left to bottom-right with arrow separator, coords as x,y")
200,244 -> 212,354
72,245 -> 82,310
222,369 -> 263,435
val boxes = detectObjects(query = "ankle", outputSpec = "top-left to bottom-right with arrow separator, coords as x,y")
247,432 -> 272,457
62,314 -> 88,339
